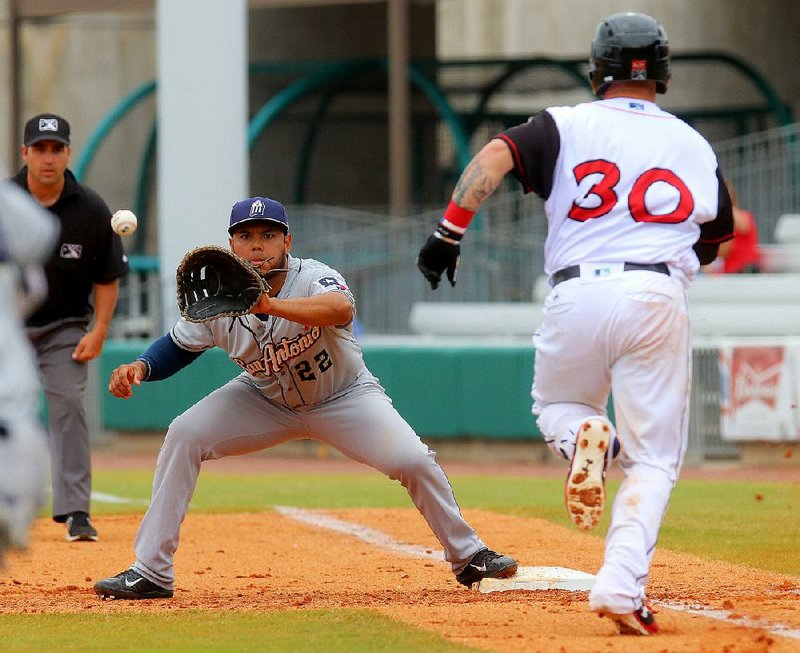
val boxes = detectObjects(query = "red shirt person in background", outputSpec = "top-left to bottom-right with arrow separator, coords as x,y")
720,181 -> 762,273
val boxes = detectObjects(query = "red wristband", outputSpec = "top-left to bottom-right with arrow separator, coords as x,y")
442,200 -> 476,230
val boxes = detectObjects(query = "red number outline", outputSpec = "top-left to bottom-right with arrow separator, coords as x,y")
628,168 -> 694,224
568,160 -> 619,222
568,161 -> 694,225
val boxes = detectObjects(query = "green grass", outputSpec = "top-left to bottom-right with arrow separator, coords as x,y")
0,610 -> 478,653
453,475 -> 800,576
659,479 -> 800,573
88,470 -> 800,576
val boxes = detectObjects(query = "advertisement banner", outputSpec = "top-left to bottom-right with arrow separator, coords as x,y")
719,344 -> 800,441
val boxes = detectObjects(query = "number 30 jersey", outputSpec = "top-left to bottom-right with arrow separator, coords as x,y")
496,97 -> 734,281
170,255 -> 366,409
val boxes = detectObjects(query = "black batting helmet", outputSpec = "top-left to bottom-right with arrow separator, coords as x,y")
589,12 -> 670,97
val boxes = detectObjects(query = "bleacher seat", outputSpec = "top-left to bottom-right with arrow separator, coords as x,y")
774,214 -> 800,243
688,273 -> 800,303
762,214 -> 800,272
412,271 -> 800,338
409,302 -> 542,338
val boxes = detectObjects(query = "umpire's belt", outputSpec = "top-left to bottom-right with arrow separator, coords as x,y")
551,262 -> 670,287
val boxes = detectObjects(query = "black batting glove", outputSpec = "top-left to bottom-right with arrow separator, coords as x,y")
416,224 -> 461,290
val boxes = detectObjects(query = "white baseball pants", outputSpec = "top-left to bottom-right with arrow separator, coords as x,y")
532,268 -> 691,613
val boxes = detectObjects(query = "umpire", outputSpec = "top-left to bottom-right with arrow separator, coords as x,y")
12,114 -> 128,542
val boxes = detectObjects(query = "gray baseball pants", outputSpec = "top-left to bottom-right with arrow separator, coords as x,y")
132,375 -> 486,589
26,319 -> 92,521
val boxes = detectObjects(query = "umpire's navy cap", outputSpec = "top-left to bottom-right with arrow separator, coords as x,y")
24,113 -> 71,146
228,197 -> 289,235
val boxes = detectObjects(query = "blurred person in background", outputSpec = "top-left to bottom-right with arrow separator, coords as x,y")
718,181 -> 762,273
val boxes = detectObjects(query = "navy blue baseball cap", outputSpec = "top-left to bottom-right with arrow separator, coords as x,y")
228,197 -> 289,235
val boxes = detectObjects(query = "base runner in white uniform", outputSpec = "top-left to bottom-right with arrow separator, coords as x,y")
0,178 -> 59,563
417,13 -> 734,636
93,196 -> 516,599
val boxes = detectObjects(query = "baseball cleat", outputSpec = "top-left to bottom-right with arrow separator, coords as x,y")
565,419 -> 610,530
65,511 -> 98,542
455,548 -> 518,587
94,568 -> 173,600
598,604 -> 660,635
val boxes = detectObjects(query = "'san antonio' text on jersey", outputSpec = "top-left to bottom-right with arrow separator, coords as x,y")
233,326 -> 322,375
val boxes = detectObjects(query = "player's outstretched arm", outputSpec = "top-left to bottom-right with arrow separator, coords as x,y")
251,291 -> 353,327
417,139 -> 514,290
108,360 -> 147,399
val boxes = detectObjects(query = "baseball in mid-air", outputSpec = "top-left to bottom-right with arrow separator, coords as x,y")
111,209 -> 137,237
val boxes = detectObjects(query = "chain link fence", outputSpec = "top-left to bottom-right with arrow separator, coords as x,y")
689,347 -> 739,462
714,122 -> 800,242
285,191 -> 545,335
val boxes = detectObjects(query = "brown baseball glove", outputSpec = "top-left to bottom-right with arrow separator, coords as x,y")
176,245 -> 267,322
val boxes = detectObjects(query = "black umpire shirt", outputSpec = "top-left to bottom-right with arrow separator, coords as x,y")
12,167 -> 129,327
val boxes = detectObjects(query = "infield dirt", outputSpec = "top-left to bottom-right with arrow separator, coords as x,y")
1,452 -> 798,653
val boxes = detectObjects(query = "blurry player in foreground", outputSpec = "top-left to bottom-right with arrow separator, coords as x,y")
0,178 -> 59,565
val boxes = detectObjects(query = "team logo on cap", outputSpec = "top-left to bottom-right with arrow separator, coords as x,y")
249,199 -> 266,217
38,118 -> 59,132
631,60 -> 648,80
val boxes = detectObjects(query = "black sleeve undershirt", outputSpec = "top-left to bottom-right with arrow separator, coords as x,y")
693,168 -> 735,264
493,110 -> 561,200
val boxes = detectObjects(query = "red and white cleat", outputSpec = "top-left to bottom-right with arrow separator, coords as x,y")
599,604 -> 660,635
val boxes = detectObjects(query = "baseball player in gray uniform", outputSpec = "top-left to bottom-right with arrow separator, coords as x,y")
417,13 -> 734,636
0,178 -> 59,562
94,196 -> 516,599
